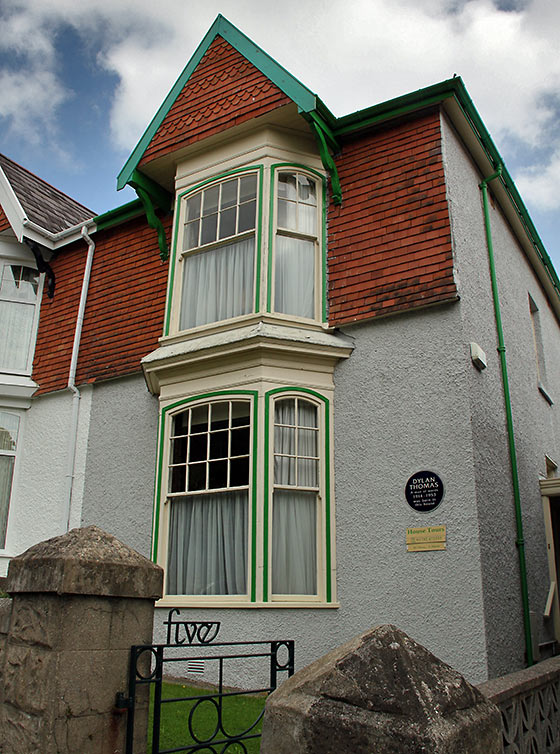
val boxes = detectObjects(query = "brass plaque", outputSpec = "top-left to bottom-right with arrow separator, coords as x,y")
406,526 -> 446,551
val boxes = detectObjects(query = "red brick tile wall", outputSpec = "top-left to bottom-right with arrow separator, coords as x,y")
0,205 -> 11,233
33,213 -> 171,394
327,109 -> 456,326
140,36 -> 291,165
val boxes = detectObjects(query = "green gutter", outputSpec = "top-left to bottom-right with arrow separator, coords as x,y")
93,199 -> 143,231
480,166 -> 534,668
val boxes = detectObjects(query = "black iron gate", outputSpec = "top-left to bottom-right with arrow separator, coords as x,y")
118,609 -> 295,754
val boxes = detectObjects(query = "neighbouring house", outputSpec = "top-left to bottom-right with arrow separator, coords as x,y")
1,15 -> 560,684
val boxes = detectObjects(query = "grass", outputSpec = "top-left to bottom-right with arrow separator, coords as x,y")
147,680 -> 266,754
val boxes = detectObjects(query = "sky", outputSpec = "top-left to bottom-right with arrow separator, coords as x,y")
0,0 -> 559,270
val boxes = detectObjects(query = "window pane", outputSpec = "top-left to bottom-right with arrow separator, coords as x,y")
231,427 -> 249,456
231,402 -> 250,427
298,175 -> 317,204
299,203 -> 317,235
298,458 -> 318,488
298,402 -> 317,428
238,200 -> 256,233
210,403 -> 229,430
184,220 -> 199,250
189,433 -> 207,462
275,425 -> 295,455
181,237 -> 255,329
210,431 -> 228,459
277,199 -> 296,230
170,465 -> 186,493
219,206 -> 237,239
274,236 -> 315,318
298,428 -> 318,457
230,457 -> 249,487
188,463 -> 206,491
209,460 -> 227,489
186,192 -> 201,220
272,490 -> 316,594
172,411 -> 189,436
191,405 -> 208,432
0,412 -> 19,451
0,300 -> 35,372
220,179 -> 238,209
1,265 -> 39,301
201,214 -> 218,245
239,174 -> 257,202
275,398 -> 295,425
171,437 -> 187,464
0,455 -> 15,548
203,186 -> 219,215
167,492 -> 248,595
278,173 -> 297,200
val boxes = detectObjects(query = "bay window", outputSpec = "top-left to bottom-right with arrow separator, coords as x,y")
0,263 -> 41,373
179,173 -> 258,330
158,388 -> 331,605
0,411 -> 19,547
166,399 -> 251,596
273,170 -> 321,320
272,396 -> 319,596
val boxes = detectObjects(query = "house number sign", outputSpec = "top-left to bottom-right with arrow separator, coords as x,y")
405,471 -> 444,513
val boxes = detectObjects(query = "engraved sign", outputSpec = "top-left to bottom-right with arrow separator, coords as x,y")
406,525 -> 446,552
405,471 -> 444,513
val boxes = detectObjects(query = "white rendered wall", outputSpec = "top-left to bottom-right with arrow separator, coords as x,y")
441,112 -> 560,676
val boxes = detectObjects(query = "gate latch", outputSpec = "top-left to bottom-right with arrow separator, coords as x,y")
115,692 -> 133,710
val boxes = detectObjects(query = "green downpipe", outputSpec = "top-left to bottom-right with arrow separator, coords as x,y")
479,165 -> 534,667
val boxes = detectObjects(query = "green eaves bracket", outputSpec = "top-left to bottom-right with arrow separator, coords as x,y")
128,169 -> 172,262
308,117 -> 342,205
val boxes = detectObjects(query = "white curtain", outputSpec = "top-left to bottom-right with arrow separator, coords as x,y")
0,456 -> 14,547
166,491 -> 247,595
180,237 -> 254,329
0,301 -> 34,371
272,399 -> 318,594
274,236 -> 315,319
272,490 -> 317,595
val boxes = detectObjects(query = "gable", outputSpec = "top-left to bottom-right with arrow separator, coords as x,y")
139,37 -> 291,167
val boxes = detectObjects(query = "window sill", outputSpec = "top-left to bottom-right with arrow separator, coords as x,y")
156,597 -> 339,609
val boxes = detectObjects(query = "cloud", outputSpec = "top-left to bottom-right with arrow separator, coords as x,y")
516,148 -> 560,211
1,0 -> 560,212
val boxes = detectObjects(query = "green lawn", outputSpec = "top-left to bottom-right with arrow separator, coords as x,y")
147,680 -> 266,754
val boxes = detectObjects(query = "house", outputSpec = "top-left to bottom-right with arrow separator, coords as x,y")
1,15 -> 560,684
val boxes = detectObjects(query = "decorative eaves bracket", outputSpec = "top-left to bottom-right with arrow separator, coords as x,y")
128,170 -> 173,262
306,114 -> 342,205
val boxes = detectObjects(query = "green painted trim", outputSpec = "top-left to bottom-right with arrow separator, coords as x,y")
305,111 -> 340,153
480,169 -> 533,666
129,169 -> 172,212
267,164 -> 327,318
117,15 -> 319,190
152,390 -> 259,601
310,122 -> 342,205
93,199 -> 144,231
134,185 -> 169,262
264,387 -> 332,603
163,165 -> 264,337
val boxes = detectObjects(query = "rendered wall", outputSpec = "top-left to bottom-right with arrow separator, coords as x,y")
441,113 -> 560,676
80,373 -> 158,559
0,386 -> 92,575
151,302 -> 489,684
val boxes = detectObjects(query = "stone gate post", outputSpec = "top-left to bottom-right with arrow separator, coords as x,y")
0,525 -> 163,754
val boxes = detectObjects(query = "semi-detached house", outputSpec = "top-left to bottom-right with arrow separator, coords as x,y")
1,15 -> 560,684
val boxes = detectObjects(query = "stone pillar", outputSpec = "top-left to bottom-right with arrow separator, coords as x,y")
261,624 -> 502,754
0,525 -> 163,754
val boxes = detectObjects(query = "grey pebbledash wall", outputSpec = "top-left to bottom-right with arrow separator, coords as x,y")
441,112 -> 560,676
80,373 -> 159,559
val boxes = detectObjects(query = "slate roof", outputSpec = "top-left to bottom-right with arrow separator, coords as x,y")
0,153 -> 93,234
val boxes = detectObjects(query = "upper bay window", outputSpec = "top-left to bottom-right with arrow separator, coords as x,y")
0,263 -> 41,373
273,171 -> 320,320
171,164 -> 324,336
180,173 -> 258,330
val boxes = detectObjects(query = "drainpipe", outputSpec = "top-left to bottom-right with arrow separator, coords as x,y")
479,166 -> 534,666
64,225 -> 95,531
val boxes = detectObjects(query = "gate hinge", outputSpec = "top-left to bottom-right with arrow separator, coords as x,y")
115,692 -> 133,710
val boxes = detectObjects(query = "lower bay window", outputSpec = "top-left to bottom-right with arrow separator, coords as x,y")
156,388 -> 332,605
